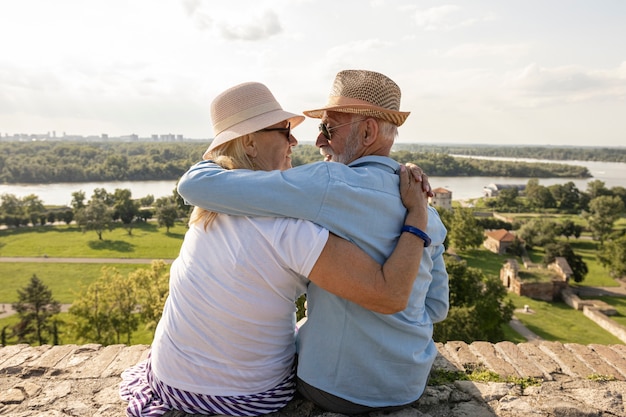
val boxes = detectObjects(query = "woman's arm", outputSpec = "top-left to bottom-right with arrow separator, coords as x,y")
307,165 -> 429,314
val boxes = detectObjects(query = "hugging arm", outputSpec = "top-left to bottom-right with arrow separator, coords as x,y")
177,160 -> 325,220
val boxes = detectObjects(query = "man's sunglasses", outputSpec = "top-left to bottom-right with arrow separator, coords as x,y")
318,119 -> 364,140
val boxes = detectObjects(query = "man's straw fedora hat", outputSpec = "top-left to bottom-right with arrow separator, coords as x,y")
203,82 -> 305,159
303,70 -> 410,126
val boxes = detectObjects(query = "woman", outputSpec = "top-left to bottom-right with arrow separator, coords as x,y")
120,82 -> 430,416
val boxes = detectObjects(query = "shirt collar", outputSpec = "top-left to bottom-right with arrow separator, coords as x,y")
347,155 -> 401,174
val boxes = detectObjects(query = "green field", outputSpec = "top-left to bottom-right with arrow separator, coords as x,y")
506,293 -> 623,345
1,219 -> 625,346
0,222 -> 186,259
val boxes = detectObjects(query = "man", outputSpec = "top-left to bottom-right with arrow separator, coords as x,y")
177,70 -> 449,414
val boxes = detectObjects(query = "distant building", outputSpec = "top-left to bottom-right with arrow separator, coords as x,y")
500,258 -> 570,301
483,183 -> 526,197
429,187 -> 452,210
484,229 -> 516,255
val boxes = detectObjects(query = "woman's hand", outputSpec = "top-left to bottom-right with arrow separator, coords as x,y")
405,163 -> 433,197
398,165 -> 429,230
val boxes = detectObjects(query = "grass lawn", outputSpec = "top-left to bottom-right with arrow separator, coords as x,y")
458,246 -> 625,344
568,239 -> 618,288
0,221 -> 186,259
0,262 -> 167,303
507,293 -> 623,345
455,247 -> 505,279
501,323 -> 527,344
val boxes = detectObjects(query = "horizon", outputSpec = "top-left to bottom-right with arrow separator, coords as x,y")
2,134 -> 626,150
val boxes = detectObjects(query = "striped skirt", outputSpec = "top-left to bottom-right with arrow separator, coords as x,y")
119,353 -> 296,417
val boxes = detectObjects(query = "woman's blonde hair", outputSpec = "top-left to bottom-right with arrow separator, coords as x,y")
188,135 -> 256,230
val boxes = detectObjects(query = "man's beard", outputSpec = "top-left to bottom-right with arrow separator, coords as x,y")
321,125 -> 361,165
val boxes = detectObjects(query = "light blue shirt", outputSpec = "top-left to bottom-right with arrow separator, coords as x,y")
177,156 -> 449,407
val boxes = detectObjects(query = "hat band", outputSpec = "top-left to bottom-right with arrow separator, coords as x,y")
213,102 -> 281,134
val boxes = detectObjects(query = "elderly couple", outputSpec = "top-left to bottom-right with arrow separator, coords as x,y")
120,70 -> 449,417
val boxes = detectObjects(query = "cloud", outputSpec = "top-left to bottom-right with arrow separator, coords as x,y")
181,0 -> 202,15
414,4 -> 496,31
445,43 -> 529,61
187,4 -> 283,41
414,4 -> 460,30
217,10 -> 282,40
506,63 -> 626,105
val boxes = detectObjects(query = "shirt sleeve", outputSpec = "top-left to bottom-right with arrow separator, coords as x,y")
177,160 -> 330,221
273,218 -> 330,278
425,242 -> 450,323
424,208 -> 450,323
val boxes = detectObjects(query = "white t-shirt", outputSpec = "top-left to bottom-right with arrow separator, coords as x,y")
151,214 -> 329,396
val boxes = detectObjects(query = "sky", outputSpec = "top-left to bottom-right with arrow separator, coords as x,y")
1,0 -> 625,147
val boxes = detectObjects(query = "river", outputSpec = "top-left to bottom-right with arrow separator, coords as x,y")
0,159 -> 624,205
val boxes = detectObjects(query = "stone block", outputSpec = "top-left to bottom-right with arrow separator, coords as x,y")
470,341 -> 519,378
444,341 -> 481,370
494,341 -> 545,380
516,343 -> 560,379
566,343 -> 624,380
538,341 -> 594,378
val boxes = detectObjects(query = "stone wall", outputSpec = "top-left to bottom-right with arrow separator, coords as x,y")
2,341 -> 626,417
584,306 -> 626,345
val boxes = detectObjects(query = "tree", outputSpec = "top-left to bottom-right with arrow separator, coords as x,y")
47,211 -> 57,224
557,219 -> 582,240
131,260 -> 170,335
71,190 -> 86,211
526,179 -> 556,210
517,218 -> 559,249
68,267 -> 138,345
496,188 -> 519,210
12,275 -> 61,345
91,187 -> 114,206
75,198 -> 114,240
60,209 -> 74,225
107,270 -> 139,345
155,196 -> 179,233
22,194 -> 45,226
139,194 -> 155,207
445,208 -> 484,251
433,257 -> 514,343
597,234 -> 626,278
584,195 -> 625,244
543,241 -> 588,283
586,180 -> 610,199
172,185 -> 192,217
611,186 -> 626,208
113,188 -> 140,235
1,193 -> 26,227
548,181 -> 581,211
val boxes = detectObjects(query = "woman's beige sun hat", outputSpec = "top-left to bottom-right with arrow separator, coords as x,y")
203,82 -> 305,159
303,69 -> 410,126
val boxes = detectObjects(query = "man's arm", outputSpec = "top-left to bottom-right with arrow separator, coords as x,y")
177,160 -> 328,220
